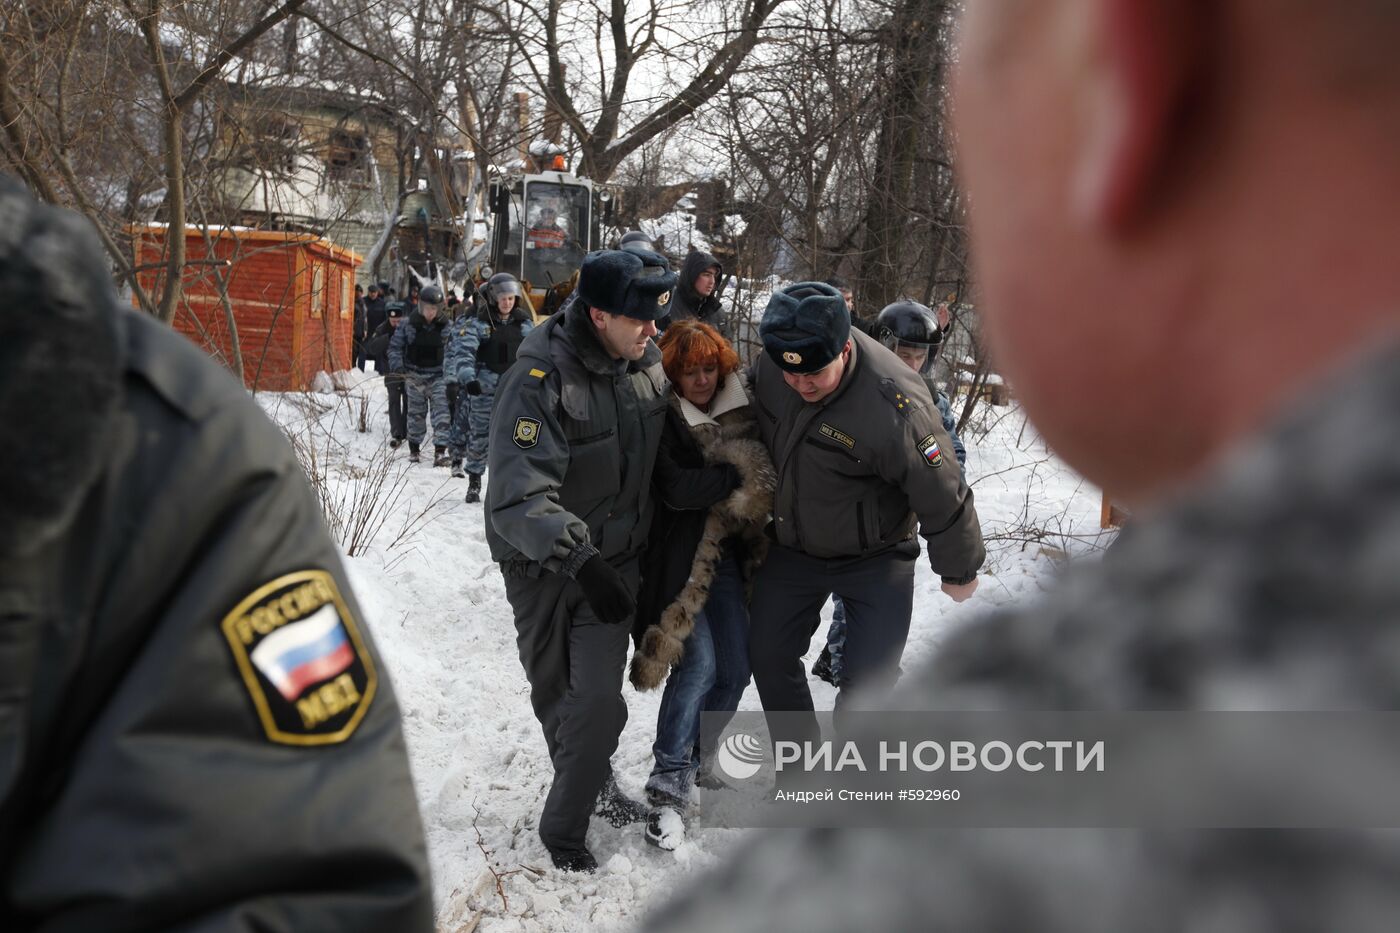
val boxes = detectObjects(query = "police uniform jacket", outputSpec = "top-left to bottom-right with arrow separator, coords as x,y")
364,319 -> 399,377
0,291 -> 433,927
924,375 -> 967,467
365,295 -> 388,335
484,297 -> 668,576
444,302 -> 535,387
750,328 -> 985,582
388,310 -> 450,375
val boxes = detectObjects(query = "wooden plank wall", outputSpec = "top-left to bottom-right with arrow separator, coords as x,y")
130,229 -> 358,390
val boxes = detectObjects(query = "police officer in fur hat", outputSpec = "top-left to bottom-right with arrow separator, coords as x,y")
747,281 -> 985,726
484,248 -> 678,873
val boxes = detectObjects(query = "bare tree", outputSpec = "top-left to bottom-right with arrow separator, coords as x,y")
122,0 -> 310,321
701,0 -> 880,282
694,0 -> 967,306
505,0 -> 783,183
4,0 -> 981,412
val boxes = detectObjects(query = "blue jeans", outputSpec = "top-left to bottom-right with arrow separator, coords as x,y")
646,553 -> 750,806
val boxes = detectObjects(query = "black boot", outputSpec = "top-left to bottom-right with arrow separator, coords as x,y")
408,442 -> 421,463
450,458 -> 465,479
594,772 -> 648,828
433,445 -> 449,467
389,437 -> 403,449
465,473 -> 481,503
547,845 -> 598,874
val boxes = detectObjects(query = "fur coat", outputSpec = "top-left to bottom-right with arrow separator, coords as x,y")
629,383 -> 775,691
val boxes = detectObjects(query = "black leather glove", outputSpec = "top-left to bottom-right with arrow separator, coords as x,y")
446,382 -> 459,409
466,379 -> 483,396
575,555 -> 635,625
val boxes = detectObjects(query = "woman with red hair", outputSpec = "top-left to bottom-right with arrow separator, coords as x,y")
630,320 -> 774,850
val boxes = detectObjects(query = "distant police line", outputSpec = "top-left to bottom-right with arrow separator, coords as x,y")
769,739 -> 1106,773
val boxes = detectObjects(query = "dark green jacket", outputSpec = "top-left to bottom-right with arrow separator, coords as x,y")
750,328 -> 984,581
0,209 -> 433,930
485,298 -> 668,575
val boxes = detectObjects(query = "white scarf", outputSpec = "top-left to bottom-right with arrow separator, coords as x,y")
675,371 -> 749,427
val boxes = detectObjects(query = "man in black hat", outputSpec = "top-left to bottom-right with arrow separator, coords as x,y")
364,301 -> 408,446
365,283 -> 386,339
484,249 -> 680,874
352,283 -> 368,370
747,281 -> 985,722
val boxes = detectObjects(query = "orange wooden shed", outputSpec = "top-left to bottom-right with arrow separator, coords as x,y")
128,225 -> 362,391
1101,493 -> 1131,529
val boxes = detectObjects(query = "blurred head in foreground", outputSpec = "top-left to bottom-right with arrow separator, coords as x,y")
953,0 -> 1400,505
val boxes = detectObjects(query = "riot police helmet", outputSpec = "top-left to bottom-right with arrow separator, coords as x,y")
876,299 -> 943,375
484,272 -> 521,311
619,230 -> 653,255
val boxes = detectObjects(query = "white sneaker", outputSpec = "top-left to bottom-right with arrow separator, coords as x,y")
644,805 -> 685,850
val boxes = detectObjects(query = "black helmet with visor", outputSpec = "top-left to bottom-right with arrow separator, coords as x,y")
875,299 -> 943,375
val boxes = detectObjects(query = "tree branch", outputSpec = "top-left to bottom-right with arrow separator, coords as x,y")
173,0 -> 312,110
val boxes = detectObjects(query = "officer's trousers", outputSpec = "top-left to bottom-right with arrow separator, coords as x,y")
405,370 -> 450,446
447,374 -> 501,470
463,391 -> 496,475
447,386 -> 470,459
384,376 -> 408,440
748,543 -> 916,717
503,559 -> 638,851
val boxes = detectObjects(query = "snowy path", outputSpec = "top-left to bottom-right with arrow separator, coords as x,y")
261,377 -> 1108,932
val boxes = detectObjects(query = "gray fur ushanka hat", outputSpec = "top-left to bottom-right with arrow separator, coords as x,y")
759,281 -> 852,373
575,248 -> 677,321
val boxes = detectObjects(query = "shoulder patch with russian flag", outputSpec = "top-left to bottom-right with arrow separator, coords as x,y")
917,433 -> 945,468
219,570 -> 377,746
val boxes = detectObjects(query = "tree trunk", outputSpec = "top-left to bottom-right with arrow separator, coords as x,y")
132,0 -> 188,325
856,0 -> 945,313
155,97 -> 187,325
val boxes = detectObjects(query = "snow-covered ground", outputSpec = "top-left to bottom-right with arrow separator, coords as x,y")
258,373 -> 1111,932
